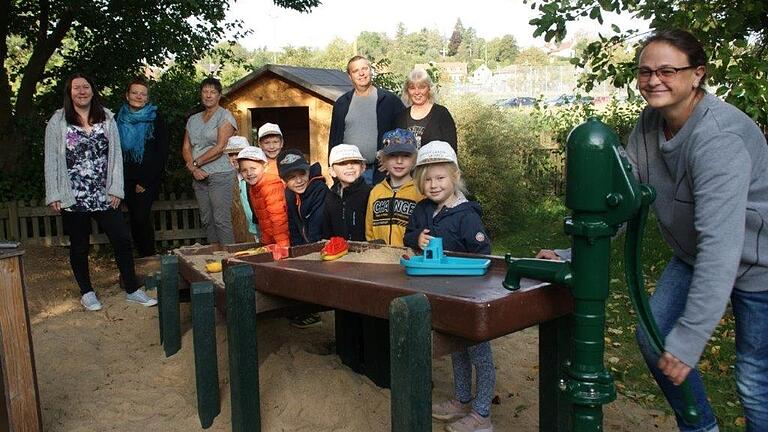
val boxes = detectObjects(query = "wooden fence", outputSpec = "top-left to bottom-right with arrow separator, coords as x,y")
0,193 -> 206,250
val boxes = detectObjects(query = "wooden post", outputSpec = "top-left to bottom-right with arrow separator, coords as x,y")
224,264 -> 260,432
160,255 -> 181,357
0,249 -> 42,431
191,280 -> 221,429
389,293 -> 431,432
539,315 -> 572,432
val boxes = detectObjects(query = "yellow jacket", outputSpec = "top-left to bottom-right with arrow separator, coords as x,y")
365,178 -> 423,246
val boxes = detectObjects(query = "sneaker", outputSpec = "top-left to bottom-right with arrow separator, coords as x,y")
446,411 -> 493,432
432,399 -> 471,421
81,292 -> 103,311
126,289 -> 158,307
289,313 -> 322,329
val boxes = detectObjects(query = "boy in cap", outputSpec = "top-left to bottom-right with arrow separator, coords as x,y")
224,137 -> 260,241
257,122 -> 284,178
278,148 -> 329,328
237,146 -> 289,248
322,144 -> 371,241
366,129 -> 423,247
321,144 -> 374,379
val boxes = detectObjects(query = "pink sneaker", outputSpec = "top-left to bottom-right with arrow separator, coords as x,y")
446,411 -> 493,432
432,399 -> 471,421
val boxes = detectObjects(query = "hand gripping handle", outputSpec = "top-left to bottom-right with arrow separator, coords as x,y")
624,185 -> 699,424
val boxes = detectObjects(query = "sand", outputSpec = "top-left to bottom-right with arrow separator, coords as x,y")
24,245 -> 676,431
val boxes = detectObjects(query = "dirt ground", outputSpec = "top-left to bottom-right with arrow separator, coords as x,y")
22,245 -> 677,431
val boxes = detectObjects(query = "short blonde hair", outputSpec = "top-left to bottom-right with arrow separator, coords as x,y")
401,68 -> 437,106
412,162 -> 467,197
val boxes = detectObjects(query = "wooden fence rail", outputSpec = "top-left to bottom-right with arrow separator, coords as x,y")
0,193 -> 206,250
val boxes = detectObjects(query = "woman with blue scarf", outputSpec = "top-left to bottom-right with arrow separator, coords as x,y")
116,78 -> 169,257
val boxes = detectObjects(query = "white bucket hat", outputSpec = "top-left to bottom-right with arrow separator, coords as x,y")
415,141 -> 458,166
236,146 -> 268,163
224,136 -> 249,154
329,144 -> 366,166
257,123 -> 283,140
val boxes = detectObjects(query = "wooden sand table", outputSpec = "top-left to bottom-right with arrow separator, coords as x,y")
184,250 -> 231,286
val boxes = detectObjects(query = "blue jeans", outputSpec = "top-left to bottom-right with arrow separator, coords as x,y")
636,256 -> 768,431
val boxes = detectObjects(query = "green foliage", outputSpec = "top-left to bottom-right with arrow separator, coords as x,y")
515,47 -> 551,66
369,57 -> 403,94
446,96 -> 553,235
526,0 -> 768,126
487,35 -> 520,66
534,97 -> 645,148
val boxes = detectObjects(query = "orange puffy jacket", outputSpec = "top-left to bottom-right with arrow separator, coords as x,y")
247,171 -> 290,247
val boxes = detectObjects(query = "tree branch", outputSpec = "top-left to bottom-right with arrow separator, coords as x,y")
0,0 -> 14,129
14,9 -> 74,119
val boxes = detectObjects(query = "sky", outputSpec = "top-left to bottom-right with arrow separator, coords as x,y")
228,0 -> 647,51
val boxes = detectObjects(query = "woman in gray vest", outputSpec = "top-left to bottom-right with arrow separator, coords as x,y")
182,77 -> 237,246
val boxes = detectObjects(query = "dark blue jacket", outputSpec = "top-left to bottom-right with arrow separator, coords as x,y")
404,199 -> 491,255
328,87 -> 405,183
285,162 -> 328,246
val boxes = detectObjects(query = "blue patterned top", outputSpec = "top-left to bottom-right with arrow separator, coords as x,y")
65,123 -> 110,212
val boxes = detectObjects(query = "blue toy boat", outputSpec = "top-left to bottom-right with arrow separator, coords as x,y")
400,237 -> 491,276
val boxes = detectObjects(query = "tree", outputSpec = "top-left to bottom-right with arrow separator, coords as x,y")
448,19 -> 464,56
526,0 -> 768,125
488,35 -> 520,66
515,47 -> 550,66
356,31 -> 392,60
2,0 -> 320,174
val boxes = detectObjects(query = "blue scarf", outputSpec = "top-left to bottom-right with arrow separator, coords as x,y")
117,103 -> 157,163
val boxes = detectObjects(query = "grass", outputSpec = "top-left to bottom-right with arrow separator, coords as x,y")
492,201 -> 744,431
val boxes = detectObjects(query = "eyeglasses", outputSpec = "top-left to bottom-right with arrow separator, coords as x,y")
636,65 -> 699,82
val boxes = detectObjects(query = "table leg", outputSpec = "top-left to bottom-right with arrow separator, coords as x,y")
539,314 -> 572,432
160,255 -> 181,357
224,264 -> 260,432
191,280 -> 220,429
389,293 -> 431,432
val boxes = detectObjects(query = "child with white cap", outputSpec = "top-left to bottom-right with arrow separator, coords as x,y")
321,144 -> 372,241
224,136 -> 260,242
237,146 -> 289,248
321,143 -> 373,378
404,140 -> 495,432
257,122 -> 284,178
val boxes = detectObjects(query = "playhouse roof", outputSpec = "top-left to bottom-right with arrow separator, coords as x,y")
224,64 -> 354,103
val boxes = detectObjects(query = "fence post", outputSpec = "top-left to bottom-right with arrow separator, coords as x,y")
160,255 -> 181,357
224,264 -> 260,432
7,201 -> 19,241
389,293 -> 431,432
145,272 -> 162,344
191,280 -> 220,429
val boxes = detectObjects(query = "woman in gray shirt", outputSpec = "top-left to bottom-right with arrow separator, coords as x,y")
182,77 -> 237,246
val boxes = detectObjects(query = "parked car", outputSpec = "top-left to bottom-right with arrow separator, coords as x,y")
496,96 -> 537,108
546,94 -> 594,106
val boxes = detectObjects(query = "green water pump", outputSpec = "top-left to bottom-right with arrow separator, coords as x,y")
503,118 -> 699,431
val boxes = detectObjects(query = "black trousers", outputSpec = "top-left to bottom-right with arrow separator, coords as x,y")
62,208 -> 139,295
124,180 -> 158,257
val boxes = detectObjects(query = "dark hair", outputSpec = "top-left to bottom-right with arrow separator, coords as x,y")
125,77 -> 149,95
63,73 -> 106,126
200,76 -> 222,94
346,55 -> 370,74
640,29 -> 708,88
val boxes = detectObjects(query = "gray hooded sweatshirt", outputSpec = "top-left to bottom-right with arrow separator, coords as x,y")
626,92 -> 768,367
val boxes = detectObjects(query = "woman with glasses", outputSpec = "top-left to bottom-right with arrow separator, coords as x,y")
627,30 -> 768,431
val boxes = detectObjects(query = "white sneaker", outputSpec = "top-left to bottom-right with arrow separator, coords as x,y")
81,292 -> 103,311
126,289 -> 158,307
